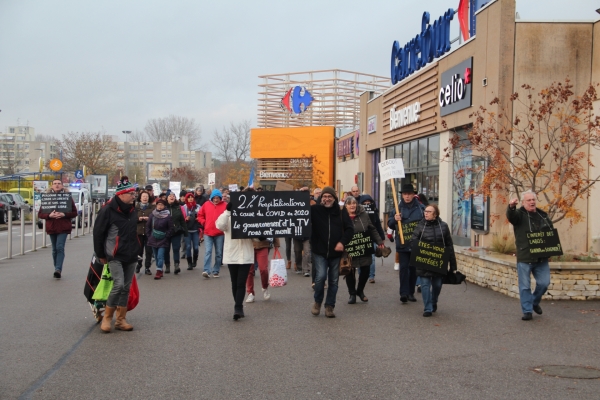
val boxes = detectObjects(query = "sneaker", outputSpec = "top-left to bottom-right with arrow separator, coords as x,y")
304,272 -> 310,277
394,263 -> 400,271
369,278 -> 375,283
154,270 -> 163,280
145,268 -> 152,275
212,272 -> 220,278
522,312 -> 533,321
246,293 -> 255,303
324,305 -> 336,318
295,270 -> 302,275
202,271 -> 210,278
533,305 -> 543,315
53,270 -> 61,279
262,288 -> 271,300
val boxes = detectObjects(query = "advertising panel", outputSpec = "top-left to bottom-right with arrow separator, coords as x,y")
147,163 -> 172,181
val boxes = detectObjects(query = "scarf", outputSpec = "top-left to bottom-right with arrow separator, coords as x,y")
115,194 -> 133,214
152,209 -> 170,219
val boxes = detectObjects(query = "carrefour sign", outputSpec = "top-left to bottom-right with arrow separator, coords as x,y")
390,10 -> 455,85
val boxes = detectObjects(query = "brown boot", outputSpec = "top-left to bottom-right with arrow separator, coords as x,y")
115,306 -> 133,331
325,305 -> 336,318
286,260 -> 291,269
101,306 -> 116,333
311,302 -> 321,316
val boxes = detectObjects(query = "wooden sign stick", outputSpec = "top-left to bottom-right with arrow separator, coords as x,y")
390,179 -> 404,244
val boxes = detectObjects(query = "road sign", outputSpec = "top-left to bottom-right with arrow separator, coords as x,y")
49,159 -> 63,172
75,170 -> 84,179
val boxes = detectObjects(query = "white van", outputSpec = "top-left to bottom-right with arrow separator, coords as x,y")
69,185 -> 92,227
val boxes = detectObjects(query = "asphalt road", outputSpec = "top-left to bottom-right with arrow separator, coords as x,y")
1,235 -> 599,399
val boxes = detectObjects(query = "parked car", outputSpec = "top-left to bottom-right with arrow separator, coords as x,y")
3,193 -> 32,215
8,188 -> 34,207
0,193 -> 22,223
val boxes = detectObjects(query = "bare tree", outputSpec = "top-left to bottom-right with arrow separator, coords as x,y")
144,115 -> 202,149
33,134 -> 57,143
211,120 -> 252,162
128,130 -> 147,143
55,131 -> 118,174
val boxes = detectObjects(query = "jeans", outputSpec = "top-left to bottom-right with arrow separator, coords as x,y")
399,251 -> 417,296
420,276 -> 443,313
203,235 -> 224,274
517,260 -> 550,314
49,233 -> 68,271
184,231 -> 199,258
107,260 -> 136,307
313,253 -> 340,307
247,248 -> 269,294
229,264 -> 251,312
164,233 -> 182,265
180,234 -> 187,258
152,247 -> 166,271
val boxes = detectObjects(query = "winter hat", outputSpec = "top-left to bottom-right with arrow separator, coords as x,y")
184,192 -> 197,209
210,189 -> 223,200
116,176 -> 135,195
179,190 -> 188,198
156,199 -> 168,207
320,186 -> 338,201
145,184 -> 153,191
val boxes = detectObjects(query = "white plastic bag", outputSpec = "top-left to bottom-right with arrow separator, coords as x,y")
268,248 -> 287,287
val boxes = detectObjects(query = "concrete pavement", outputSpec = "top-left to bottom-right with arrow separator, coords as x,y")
1,234 -> 599,399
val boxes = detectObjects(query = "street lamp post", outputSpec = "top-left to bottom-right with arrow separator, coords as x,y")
122,130 -> 131,176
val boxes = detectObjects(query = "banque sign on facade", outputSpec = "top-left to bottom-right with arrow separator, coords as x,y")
390,9 -> 455,84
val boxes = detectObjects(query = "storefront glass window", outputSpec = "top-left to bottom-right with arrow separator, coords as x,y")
418,138 -> 428,167
429,136 -> 440,165
410,141 -> 418,168
402,145 -> 410,167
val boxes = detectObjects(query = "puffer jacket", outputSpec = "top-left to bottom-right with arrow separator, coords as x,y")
215,210 -> 254,265
166,201 -> 188,237
506,205 -> 555,263
387,198 -> 425,252
146,211 -> 174,248
349,205 -> 383,268
93,196 -> 140,264
198,200 -> 227,237
410,217 -> 457,277
136,202 -> 155,236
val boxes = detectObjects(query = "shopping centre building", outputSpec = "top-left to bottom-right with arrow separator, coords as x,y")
356,0 -> 600,251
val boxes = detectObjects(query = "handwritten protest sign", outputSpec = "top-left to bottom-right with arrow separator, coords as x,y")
527,229 -> 563,258
402,220 -> 419,239
230,191 -> 311,239
40,193 -> 72,213
345,231 -> 375,258
410,241 -> 449,274
378,158 -> 405,181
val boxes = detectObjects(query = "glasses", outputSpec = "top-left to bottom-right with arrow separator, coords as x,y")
321,195 -> 334,199
424,210 -> 434,214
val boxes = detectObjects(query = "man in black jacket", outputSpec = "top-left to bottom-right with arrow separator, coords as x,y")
93,176 -> 140,333
310,186 -> 354,318
507,191 -> 553,321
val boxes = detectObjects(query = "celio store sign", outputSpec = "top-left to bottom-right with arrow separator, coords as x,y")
439,57 -> 473,117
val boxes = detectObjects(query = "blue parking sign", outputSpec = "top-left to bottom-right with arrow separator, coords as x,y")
75,170 -> 84,179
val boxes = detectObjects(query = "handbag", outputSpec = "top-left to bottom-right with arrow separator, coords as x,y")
92,263 -> 113,301
339,251 -> 352,275
152,218 -> 166,240
127,274 -> 140,311
268,248 -> 287,287
443,270 -> 467,285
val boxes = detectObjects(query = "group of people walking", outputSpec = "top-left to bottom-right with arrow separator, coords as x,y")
39,174 -> 554,330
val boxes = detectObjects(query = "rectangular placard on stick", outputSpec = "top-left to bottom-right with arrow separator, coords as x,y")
410,241 -> 449,275
40,193 -> 72,213
345,231 -> 375,258
229,191 -> 311,239
527,229 -> 563,258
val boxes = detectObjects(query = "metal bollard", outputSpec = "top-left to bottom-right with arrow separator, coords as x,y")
20,211 -> 25,255
32,209 -> 37,251
75,215 -> 79,238
81,206 -> 85,237
42,219 -> 47,248
7,210 -> 12,259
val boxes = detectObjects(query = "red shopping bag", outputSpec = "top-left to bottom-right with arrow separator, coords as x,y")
127,274 -> 140,311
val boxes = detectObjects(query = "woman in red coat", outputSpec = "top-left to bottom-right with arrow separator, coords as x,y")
37,179 -> 78,279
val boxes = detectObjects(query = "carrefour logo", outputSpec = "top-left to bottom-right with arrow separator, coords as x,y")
281,86 -> 314,114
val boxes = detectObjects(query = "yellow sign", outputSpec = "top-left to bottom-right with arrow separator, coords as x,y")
49,158 -> 63,171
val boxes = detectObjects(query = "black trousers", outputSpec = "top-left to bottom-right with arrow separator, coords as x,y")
399,251 -> 417,296
345,264 -> 370,295
137,234 -> 152,268
228,264 -> 251,311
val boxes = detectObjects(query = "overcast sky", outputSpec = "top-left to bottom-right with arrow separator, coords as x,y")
1,0 -> 598,152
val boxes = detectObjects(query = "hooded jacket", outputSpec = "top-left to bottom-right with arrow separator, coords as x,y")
197,200 -> 227,237
93,195 -> 140,264
348,205 -> 383,267
216,210 -> 255,264
310,193 -> 354,259
387,198 -> 425,252
506,205 -> 555,263
410,216 -> 457,277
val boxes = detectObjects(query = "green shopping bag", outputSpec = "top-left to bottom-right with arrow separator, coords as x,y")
92,264 -> 114,301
